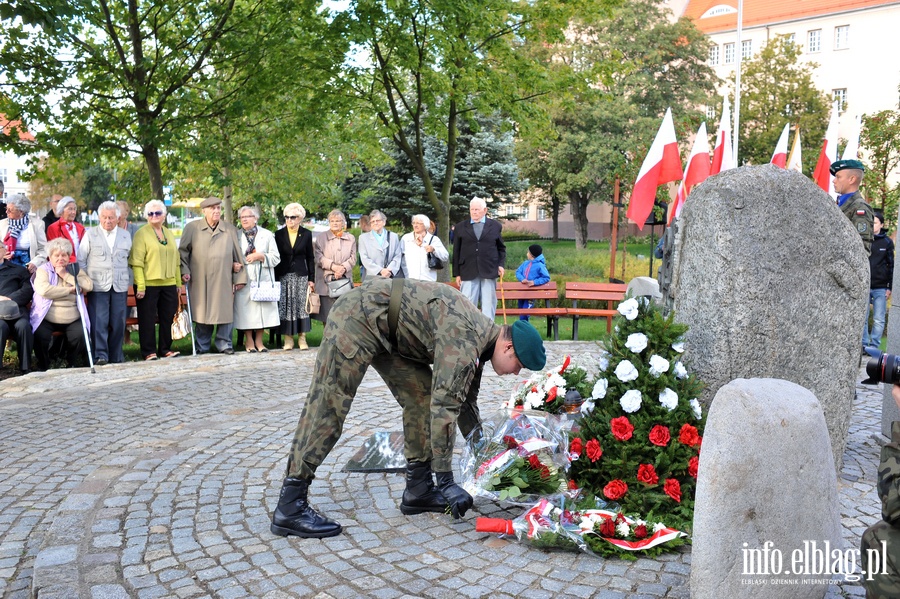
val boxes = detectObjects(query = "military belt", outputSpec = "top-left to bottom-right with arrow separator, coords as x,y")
388,278 -> 403,348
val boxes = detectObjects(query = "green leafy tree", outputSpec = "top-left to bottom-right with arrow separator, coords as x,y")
734,36 -> 830,171
517,0 -> 716,248
81,165 -> 114,212
861,109 -> 900,223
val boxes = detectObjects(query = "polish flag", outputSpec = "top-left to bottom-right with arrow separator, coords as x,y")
627,107 -> 683,230
710,98 -> 734,175
813,104 -> 839,194
669,122 -> 711,225
770,123 -> 790,168
786,128 -> 803,172
841,114 -> 862,160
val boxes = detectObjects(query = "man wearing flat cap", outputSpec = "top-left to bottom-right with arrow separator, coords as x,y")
271,277 -> 547,539
831,159 -> 874,255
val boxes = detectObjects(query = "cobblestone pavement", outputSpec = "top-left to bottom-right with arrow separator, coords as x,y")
0,343 -> 883,598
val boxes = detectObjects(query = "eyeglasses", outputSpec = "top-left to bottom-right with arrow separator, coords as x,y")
147,211 -> 164,217
285,215 -> 300,220
239,215 -> 255,219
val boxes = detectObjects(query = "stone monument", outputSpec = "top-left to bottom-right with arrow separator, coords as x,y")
663,165 -> 869,467
691,378 -> 842,599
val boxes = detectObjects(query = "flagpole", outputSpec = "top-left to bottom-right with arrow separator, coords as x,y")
733,0 -> 743,166
610,177 -> 620,283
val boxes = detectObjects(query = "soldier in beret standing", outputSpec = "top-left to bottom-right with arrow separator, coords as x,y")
831,159 -> 874,256
270,278 -> 547,539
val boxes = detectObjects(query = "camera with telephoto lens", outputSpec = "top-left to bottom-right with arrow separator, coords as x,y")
866,352 -> 900,385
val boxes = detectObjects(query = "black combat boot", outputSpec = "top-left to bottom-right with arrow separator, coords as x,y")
399,460 -> 448,515
270,477 -> 343,538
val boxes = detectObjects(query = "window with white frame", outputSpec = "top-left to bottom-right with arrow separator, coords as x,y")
833,89 -> 847,112
708,45 -> 720,65
741,40 -> 752,59
724,43 -> 735,64
706,105 -> 717,120
835,25 -> 849,50
0,169 -> 7,183
784,33 -> 796,45
537,208 -> 547,221
807,29 -> 821,53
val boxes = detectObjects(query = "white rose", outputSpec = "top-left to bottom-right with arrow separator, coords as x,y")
617,298 -> 639,320
673,361 -> 688,379
619,389 -> 642,413
591,378 -> 608,399
672,340 -> 685,353
545,373 -> 566,390
658,388 -> 678,411
580,400 -> 595,416
616,522 -> 631,537
597,351 -> 610,372
625,333 -> 648,353
614,360 -> 639,382
579,520 -> 593,532
525,391 -> 543,409
653,522 -> 667,533
648,354 -> 669,377
690,398 -> 702,420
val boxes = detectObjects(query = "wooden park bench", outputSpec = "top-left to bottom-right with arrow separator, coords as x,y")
496,281 -> 566,341
125,286 -> 188,344
564,281 -> 628,340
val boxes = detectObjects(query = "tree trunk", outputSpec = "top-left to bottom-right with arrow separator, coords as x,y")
143,144 -> 164,201
569,191 -> 590,249
551,194 -> 560,242
222,165 -> 233,222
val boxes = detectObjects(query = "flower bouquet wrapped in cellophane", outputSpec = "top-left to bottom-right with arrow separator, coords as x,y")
461,411 -> 571,504
504,355 -> 594,415
475,494 -> 687,560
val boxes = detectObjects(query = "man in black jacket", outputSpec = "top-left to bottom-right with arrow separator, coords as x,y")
0,242 -> 33,374
863,212 -> 895,372
452,197 -> 506,321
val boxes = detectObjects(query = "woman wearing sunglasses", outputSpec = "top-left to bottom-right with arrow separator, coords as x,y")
273,203 -> 315,350
128,200 -> 182,360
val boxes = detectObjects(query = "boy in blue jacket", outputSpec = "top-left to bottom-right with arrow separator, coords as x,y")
515,244 -> 551,321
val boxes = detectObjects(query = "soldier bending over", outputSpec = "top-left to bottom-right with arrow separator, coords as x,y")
271,278 -> 547,538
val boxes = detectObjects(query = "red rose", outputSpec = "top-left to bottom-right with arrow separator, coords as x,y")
567,479 -> 579,490
679,423 -> 702,447
560,355 -> 571,373
528,454 -> 543,470
503,435 -> 518,449
633,524 -> 648,539
603,479 -> 628,500
586,439 -> 603,462
615,512 -> 626,524
637,463 -> 659,485
570,437 -> 583,457
610,416 -> 634,441
539,466 -> 551,479
600,517 -> 616,537
546,387 -> 558,403
664,478 -> 681,503
649,425 -> 670,447
688,455 -> 699,478
531,386 -> 538,393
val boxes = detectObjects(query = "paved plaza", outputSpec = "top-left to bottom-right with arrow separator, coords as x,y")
0,342 -> 883,598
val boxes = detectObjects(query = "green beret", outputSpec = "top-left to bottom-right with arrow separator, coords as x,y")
510,320 -> 546,371
829,159 -> 865,176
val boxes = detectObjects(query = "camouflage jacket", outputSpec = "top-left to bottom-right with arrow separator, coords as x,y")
840,191 -> 874,256
878,422 -> 900,525
358,278 -> 501,472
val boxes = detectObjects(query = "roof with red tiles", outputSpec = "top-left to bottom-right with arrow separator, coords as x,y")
0,115 -> 34,142
683,0 -> 900,33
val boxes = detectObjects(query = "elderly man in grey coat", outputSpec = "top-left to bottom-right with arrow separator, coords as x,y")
79,201 -> 132,365
357,210 -> 403,282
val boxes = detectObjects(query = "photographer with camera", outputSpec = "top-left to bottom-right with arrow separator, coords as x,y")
862,381 -> 900,597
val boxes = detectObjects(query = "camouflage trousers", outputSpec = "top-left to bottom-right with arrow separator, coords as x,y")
286,291 -> 480,480
861,520 -> 900,598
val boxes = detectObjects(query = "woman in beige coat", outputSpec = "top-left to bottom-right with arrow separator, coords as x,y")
179,197 -> 247,354
313,209 -> 356,323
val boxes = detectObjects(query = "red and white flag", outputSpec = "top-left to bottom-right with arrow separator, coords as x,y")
669,122 -> 711,225
770,123 -> 790,168
710,98 -> 734,175
627,107 -> 683,230
812,104 -> 839,194
841,114 -> 861,160
787,128 -> 803,172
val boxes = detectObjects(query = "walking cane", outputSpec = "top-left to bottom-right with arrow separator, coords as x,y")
499,280 -> 508,325
184,283 -> 197,356
67,263 -> 96,374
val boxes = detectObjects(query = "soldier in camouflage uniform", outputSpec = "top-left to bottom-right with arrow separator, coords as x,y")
862,383 -> 900,598
831,159 -> 874,256
271,278 -> 547,538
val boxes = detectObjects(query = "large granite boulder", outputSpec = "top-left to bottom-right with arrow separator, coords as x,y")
669,165 -> 869,467
691,378 -> 842,599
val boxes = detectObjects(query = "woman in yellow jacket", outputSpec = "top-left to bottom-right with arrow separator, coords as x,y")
129,200 -> 182,360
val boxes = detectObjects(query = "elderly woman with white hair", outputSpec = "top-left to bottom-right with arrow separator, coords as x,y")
129,200 -> 182,361
313,208 -> 356,324
46,196 -> 84,264
0,193 -> 47,273
400,214 -> 449,281
274,203 -> 315,350
233,205 -> 280,352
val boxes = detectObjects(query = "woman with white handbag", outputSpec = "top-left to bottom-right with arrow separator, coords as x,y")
233,205 -> 281,352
